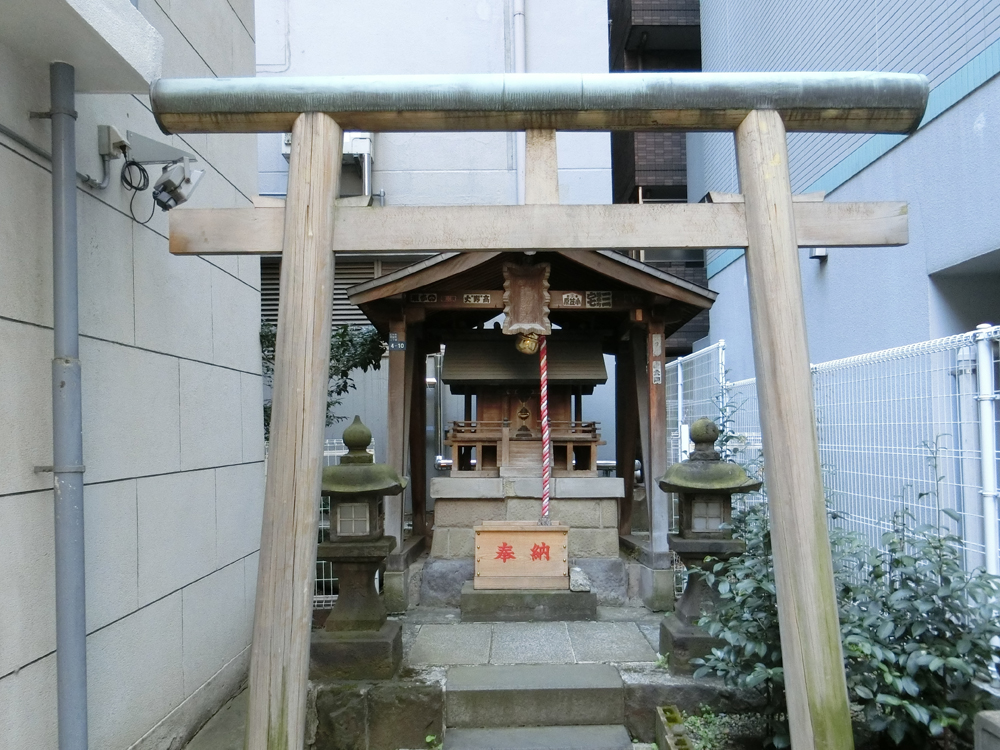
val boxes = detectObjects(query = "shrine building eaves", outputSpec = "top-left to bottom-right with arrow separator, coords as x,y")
150,72 -> 929,135
346,250 -> 717,310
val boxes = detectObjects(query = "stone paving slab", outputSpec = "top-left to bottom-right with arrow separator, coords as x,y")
637,623 -> 660,653
408,623 -> 493,665
489,622 -> 574,664
568,621 -> 658,663
442,724 -> 632,749
184,690 -> 246,750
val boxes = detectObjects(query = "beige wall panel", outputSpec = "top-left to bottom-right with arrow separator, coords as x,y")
137,469 -> 217,604
0,149 -> 51,327
133,225 -> 214,362
181,562 -> 250,694
211,265 -> 263,373
240,372 -> 266,462
83,479 -> 140,633
78,194 -> 135,345
138,0 -> 213,78
215,462 -> 265,567
179,360 -> 243,470
81,338 -> 181,484
0,654 -> 57,750
0,320 -> 52,496
86,593 -> 184,750
0,490 -> 55,675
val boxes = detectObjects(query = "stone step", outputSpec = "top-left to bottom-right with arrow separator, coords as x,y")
442,724 -> 633,750
446,664 -> 623,728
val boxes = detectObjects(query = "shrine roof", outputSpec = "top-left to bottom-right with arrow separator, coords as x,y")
441,333 -> 608,387
347,249 -> 715,311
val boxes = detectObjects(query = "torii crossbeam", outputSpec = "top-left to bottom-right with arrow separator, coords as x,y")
150,72 -> 928,750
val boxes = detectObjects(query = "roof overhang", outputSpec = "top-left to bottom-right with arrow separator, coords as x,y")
0,0 -> 162,93
150,72 -> 929,134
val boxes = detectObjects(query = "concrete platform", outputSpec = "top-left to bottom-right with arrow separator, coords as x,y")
446,664 -> 623,728
405,620 -> 657,667
460,581 -> 597,622
443,724 -> 632,750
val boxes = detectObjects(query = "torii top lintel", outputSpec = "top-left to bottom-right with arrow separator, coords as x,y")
151,72 -> 929,135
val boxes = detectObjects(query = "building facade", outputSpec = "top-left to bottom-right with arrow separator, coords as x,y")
255,0 -> 616,460
690,0 -> 1000,380
0,1 -> 263,748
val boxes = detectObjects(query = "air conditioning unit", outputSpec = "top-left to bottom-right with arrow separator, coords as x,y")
281,132 -> 374,198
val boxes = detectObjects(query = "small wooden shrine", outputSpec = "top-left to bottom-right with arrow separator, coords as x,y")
349,249 -> 716,585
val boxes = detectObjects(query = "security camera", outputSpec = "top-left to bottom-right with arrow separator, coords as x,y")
152,157 -> 205,211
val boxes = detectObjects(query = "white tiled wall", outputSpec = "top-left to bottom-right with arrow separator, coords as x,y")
0,0 -> 264,746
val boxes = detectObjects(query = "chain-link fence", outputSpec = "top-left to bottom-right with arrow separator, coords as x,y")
666,326 -> 1000,574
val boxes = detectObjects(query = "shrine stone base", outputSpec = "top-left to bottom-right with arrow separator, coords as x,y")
460,581 -> 597,621
429,476 -> 624,560
423,476 -> 627,607
309,621 -> 403,681
421,556 -> 627,608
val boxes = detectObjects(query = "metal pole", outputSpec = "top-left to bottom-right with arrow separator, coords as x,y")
976,324 -> 998,576
676,355 -> 685,463
50,61 -> 89,750
513,0 -> 526,205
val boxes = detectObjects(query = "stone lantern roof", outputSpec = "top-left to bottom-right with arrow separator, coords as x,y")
657,418 -> 762,495
321,416 -> 407,497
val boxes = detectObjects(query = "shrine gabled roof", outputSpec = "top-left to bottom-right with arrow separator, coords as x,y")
347,249 -> 716,309
442,334 -> 608,387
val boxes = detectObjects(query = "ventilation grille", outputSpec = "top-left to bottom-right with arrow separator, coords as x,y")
260,258 -> 381,326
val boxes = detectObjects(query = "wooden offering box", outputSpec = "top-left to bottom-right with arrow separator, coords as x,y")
473,521 -> 569,590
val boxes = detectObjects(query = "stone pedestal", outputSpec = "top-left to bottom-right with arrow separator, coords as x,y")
659,536 -> 743,675
311,536 -> 402,680
310,620 -> 403,680
319,537 -> 395,631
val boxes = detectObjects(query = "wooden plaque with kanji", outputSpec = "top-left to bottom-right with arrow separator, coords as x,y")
501,262 -> 551,336
473,521 -> 569,589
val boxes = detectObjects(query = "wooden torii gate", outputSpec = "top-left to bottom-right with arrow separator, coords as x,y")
152,72 -> 928,750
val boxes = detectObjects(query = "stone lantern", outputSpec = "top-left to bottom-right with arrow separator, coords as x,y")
657,418 -> 762,674
310,416 -> 407,680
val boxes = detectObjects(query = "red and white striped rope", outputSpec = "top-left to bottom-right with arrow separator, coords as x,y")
540,335 -> 551,519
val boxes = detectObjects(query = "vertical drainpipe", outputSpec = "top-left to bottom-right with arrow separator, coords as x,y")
513,0 -> 526,205
50,61 -> 89,750
976,324 -> 998,576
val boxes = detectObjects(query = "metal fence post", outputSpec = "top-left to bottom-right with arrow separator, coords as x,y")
676,354 -> 685,463
976,324 -> 999,576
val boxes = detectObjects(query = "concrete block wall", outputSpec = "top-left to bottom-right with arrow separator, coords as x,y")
0,1 -> 262,748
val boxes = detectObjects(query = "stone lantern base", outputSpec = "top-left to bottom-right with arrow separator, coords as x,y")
660,534 -> 744,675
310,621 -> 402,680
310,536 -> 402,680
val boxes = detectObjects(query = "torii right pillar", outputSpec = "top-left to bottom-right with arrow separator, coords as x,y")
736,109 -> 854,749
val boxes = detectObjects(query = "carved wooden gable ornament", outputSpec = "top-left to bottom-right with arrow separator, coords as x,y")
501,262 -> 551,336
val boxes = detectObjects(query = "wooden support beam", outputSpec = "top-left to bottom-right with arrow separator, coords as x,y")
385,318 -> 410,554
645,321 -> 670,554
631,330 -> 652,536
169,201 -> 909,256
736,109 -> 854,750
410,350 -> 428,538
245,113 -> 342,750
616,339 -> 639,535
525,129 -> 559,205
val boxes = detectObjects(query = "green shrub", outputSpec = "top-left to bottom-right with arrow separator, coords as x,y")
693,506 -> 1000,749
261,322 -> 385,440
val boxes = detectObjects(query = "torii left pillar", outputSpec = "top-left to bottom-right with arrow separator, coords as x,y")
245,112 -> 342,750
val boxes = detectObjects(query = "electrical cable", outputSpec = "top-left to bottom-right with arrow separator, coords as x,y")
120,157 -> 155,224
